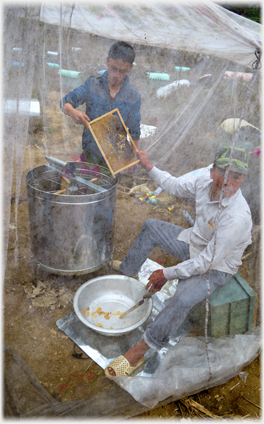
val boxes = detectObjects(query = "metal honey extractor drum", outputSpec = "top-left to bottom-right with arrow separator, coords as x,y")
25,163 -> 118,278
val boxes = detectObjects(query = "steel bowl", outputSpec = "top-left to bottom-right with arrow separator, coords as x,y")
73,275 -> 153,336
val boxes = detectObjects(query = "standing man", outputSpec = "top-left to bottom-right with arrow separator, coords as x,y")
105,146 -> 252,377
60,41 -> 141,167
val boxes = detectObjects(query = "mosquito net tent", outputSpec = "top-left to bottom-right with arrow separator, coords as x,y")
3,1 -> 262,417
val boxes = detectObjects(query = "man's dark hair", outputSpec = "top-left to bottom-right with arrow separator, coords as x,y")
108,41 -> 135,64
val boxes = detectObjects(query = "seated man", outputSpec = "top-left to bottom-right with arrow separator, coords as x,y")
105,146 -> 252,377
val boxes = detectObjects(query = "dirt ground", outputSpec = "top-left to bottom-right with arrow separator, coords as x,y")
4,155 -> 261,419
4,89 -> 261,419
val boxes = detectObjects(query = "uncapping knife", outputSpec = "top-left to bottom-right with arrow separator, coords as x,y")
119,290 -> 153,319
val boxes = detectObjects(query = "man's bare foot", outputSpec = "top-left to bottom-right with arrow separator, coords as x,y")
107,340 -> 150,376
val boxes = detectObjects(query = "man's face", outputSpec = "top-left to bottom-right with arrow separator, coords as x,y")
106,57 -> 133,87
210,167 -> 246,199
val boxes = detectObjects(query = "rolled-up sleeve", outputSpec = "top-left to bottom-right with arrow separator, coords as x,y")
148,166 -> 196,199
60,79 -> 91,111
163,214 -> 251,280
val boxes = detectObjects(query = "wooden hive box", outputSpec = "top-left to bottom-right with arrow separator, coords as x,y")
188,273 -> 258,338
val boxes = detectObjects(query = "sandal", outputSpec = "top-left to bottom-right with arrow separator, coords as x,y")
104,355 -> 144,377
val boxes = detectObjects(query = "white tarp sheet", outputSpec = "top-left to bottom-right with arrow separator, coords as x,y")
39,2 -> 261,68
114,328 -> 261,408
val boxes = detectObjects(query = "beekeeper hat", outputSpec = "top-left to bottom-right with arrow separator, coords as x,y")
214,146 -> 248,175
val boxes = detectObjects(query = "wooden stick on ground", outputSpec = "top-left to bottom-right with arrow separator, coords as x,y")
180,397 -> 220,419
177,401 -> 184,417
241,252 -> 252,260
242,396 -> 261,410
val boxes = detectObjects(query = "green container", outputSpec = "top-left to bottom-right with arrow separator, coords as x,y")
58,69 -> 81,78
58,70 -> 83,89
188,273 -> 257,338
175,66 -> 190,72
147,72 -> 170,81
46,62 -> 60,68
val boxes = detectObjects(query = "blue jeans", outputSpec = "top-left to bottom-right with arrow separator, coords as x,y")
120,219 -> 233,349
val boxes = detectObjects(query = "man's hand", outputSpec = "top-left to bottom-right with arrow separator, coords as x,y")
145,269 -> 167,293
63,103 -> 90,128
136,150 -> 153,172
72,110 -> 90,127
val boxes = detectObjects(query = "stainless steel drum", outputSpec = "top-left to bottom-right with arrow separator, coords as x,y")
25,162 -> 118,277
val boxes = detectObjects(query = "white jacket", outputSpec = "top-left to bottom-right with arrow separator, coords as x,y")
148,166 -> 252,281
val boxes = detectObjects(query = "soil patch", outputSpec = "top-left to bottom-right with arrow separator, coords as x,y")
4,92 -> 261,419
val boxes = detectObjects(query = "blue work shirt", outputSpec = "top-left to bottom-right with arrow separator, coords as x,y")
60,71 -> 141,160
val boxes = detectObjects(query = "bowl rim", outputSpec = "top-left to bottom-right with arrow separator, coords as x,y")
73,274 -> 153,335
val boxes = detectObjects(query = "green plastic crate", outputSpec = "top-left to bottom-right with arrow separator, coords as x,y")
188,273 -> 258,338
